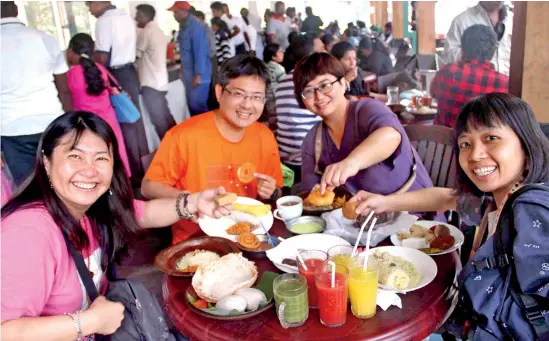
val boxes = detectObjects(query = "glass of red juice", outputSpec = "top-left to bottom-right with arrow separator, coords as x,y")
315,263 -> 349,327
297,250 -> 327,308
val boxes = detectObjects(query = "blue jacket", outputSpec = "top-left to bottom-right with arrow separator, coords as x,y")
461,188 -> 549,340
178,16 -> 211,83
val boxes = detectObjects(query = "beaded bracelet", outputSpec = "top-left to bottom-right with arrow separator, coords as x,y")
65,311 -> 82,341
176,192 -> 195,220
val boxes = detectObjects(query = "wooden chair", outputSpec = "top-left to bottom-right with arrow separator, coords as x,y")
404,124 -> 456,189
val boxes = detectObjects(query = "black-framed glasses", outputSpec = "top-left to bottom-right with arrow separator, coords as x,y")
301,78 -> 342,100
223,87 -> 266,104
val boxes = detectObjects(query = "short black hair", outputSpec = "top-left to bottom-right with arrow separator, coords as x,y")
1,1 -> 17,18
305,7 -> 312,15
210,1 -> 224,11
461,24 -> 497,62
359,36 -> 373,50
331,41 -> 355,60
194,10 -> 205,20
275,1 -> 285,12
136,4 -> 155,20
454,93 -> 549,196
263,43 -> 280,63
320,34 -> 334,46
217,55 -> 270,90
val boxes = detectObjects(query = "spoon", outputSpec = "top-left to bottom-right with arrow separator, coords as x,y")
259,221 -> 278,247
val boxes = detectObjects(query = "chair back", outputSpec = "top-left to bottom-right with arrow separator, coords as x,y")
404,124 -> 456,188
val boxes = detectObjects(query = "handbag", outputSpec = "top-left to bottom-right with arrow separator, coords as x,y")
62,232 -> 176,341
105,70 -> 141,124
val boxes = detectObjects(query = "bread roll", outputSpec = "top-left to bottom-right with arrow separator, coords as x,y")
342,201 -> 358,220
215,192 -> 237,206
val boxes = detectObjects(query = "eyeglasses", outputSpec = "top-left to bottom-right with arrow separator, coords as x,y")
223,87 -> 266,104
301,78 -> 342,100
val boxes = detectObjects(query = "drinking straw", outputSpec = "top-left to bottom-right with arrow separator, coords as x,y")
296,250 -> 308,270
278,236 -> 286,242
362,217 -> 378,271
328,261 -> 336,288
351,211 -> 375,257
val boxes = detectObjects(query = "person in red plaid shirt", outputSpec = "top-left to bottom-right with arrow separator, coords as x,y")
431,24 -> 508,127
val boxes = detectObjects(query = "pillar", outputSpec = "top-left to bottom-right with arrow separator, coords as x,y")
392,1 -> 404,39
416,1 -> 436,54
509,1 -> 549,122
380,1 -> 388,27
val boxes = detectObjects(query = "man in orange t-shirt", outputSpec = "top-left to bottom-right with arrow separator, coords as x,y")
142,55 -> 283,244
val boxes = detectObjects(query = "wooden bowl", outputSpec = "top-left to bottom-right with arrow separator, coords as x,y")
155,236 -> 239,277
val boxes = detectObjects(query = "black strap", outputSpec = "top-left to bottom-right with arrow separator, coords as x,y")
62,232 -> 100,301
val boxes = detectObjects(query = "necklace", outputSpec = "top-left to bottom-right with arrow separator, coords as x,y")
469,181 -> 523,258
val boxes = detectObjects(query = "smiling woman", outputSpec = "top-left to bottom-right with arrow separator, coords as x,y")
0,112 -> 233,341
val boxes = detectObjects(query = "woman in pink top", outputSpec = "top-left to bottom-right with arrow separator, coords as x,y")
66,33 -> 132,176
1,112 -> 233,341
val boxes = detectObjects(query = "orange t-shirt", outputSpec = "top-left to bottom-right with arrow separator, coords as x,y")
145,111 -> 284,244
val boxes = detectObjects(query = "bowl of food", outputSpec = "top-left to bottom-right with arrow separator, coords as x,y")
155,236 -> 239,277
285,216 -> 326,235
236,234 -> 275,259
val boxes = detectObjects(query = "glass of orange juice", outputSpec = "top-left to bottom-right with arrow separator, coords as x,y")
348,256 -> 378,319
328,245 -> 354,270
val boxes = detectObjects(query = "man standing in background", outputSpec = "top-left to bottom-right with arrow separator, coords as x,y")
87,1 -> 149,184
135,4 -> 175,140
194,10 -> 219,110
211,2 -> 249,55
301,7 -> 323,35
169,1 -> 212,116
1,1 -> 72,186
267,1 -> 291,52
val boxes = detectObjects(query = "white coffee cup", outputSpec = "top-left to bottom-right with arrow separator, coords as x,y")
274,196 -> 303,221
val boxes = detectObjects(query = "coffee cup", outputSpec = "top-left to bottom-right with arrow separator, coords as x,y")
274,196 -> 303,221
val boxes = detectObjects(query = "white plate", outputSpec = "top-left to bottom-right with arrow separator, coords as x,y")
367,246 -> 438,293
266,234 -> 351,273
390,221 -> 465,256
198,197 -> 273,241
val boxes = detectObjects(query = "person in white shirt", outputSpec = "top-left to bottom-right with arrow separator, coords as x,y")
0,1 -> 72,186
87,1 -> 149,185
267,1 -> 292,52
211,2 -> 249,55
240,8 -> 262,32
241,8 -> 264,60
135,4 -> 175,140
443,1 -> 512,76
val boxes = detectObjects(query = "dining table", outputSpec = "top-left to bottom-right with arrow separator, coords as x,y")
163,217 -> 462,341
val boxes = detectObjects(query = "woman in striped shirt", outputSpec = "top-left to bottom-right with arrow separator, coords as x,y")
211,17 -> 233,66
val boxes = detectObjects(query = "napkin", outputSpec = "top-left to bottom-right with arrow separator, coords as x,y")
376,289 -> 402,310
321,209 -> 419,246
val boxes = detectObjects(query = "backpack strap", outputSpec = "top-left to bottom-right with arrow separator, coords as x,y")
493,183 -> 549,341
62,233 -> 100,302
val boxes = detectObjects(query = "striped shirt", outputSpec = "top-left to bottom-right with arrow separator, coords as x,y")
274,70 -> 321,166
215,32 -> 232,65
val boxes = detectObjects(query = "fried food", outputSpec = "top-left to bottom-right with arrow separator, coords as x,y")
237,162 -> 256,184
306,184 -> 335,207
227,222 -> 252,235
332,196 -> 346,209
215,192 -> 237,206
237,232 -> 261,250
233,203 -> 271,217
342,201 -> 358,220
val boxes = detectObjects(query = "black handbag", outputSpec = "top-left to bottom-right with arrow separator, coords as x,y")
63,233 -> 176,341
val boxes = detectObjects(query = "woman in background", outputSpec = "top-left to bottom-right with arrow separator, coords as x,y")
211,17 -> 233,65
66,33 -> 131,176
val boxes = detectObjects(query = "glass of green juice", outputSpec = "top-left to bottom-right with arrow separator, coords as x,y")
273,273 -> 309,328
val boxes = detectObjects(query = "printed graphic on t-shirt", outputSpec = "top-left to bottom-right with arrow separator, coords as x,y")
205,163 -> 255,197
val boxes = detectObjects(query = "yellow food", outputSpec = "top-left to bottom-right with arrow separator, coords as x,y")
226,222 -> 252,235
176,250 -> 220,273
215,192 -> 237,206
232,203 -> 271,217
371,251 -> 421,290
332,196 -> 347,209
306,184 -> 335,207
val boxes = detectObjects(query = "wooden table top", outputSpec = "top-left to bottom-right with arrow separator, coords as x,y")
163,220 -> 461,341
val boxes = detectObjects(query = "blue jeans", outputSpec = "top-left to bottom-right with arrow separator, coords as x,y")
183,76 -> 210,116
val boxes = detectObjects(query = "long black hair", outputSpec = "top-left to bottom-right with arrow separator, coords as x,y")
263,43 -> 280,63
454,93 -> 549,196
68,33 -> 107,96
211,17 -> 231,39
1,112 -> 139,270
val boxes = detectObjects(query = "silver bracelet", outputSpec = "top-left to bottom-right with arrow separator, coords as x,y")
65,311 -> 82,341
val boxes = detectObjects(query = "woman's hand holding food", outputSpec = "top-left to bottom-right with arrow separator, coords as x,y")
82,296 -> 125,335
187,187 -> 233,219
320,158 -> 360,194
350,190 -> 391,215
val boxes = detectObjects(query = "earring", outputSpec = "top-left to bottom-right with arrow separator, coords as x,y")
109,189 -> 113,196
47,176 -> 52,188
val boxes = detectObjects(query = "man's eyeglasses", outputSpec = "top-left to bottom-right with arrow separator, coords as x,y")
223,87 -> 266,104
301,78 -> 342,100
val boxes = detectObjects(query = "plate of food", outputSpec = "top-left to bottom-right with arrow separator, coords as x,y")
366,246 -> 438,293
390,221 -> 464,255
266,233 -> 351,273
298,185 -> 351,215
154,236 -> 239,277
186,253 -> 276,320
198,194 -> 274,241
